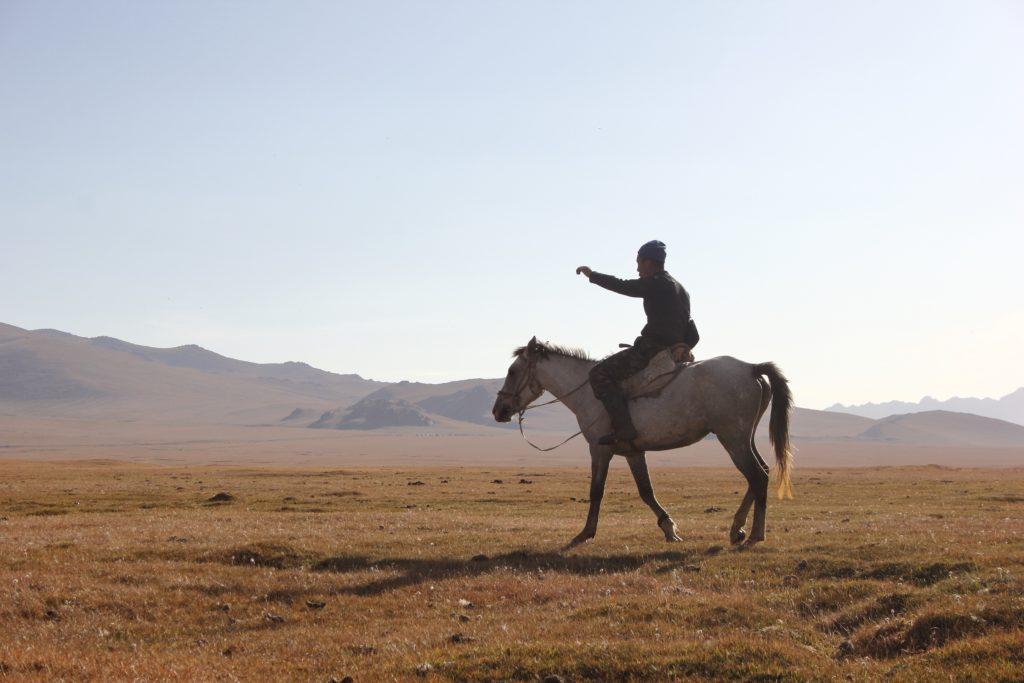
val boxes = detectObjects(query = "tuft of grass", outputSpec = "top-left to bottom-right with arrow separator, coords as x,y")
855,606 -> 1024,658
825,591 -> 919,634
438,639 -> 802,682
215,543 -> 310,569
860,561 -> 977,586
797,581 -> 880,616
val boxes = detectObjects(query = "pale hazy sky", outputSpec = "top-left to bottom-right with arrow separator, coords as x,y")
2,1 -> 1022,408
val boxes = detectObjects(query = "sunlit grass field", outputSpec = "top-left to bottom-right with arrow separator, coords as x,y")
1,460 -> 1022,680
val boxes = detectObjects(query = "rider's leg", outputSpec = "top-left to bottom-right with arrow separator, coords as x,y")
590,355 -> 636,444
596,391 -> 636,445
588,341 -> 660,445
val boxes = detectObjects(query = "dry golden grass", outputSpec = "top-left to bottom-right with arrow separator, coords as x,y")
1,460 -> 1022,681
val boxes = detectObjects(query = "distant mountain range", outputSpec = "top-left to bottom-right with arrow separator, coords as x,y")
827,388 -> 1024,426
0,322 -> 541,431
2,322 -> 1024,448
0,322 -> 385,423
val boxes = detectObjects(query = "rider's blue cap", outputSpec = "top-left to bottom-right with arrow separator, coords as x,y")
637,240 -> 667,262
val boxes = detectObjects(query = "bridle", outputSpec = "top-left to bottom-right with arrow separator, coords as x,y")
496,353 -> 543,407
497,352 -> 597,451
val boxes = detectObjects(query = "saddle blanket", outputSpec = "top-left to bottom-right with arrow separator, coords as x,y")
622,345 -> 693,398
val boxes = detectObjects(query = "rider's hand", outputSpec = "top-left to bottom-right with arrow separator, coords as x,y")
576,266 -> 592,277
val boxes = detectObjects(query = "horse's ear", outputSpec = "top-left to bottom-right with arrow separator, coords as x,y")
526,336 -> 539,357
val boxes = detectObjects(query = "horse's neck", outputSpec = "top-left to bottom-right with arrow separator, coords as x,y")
535,357 -> 596,415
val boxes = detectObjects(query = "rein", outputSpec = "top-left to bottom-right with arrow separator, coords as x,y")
514,377 -> 596,452
496,352 -> 596,451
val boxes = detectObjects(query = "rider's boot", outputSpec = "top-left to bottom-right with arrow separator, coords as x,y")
596,392 -> 638,447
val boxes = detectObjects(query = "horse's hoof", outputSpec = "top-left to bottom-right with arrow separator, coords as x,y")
659,518 -> 681,542
730,528 -> 746,545
735,536 -> 764,552
562,531 -> 595,551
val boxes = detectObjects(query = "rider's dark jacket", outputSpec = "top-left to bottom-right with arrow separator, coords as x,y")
588,270 -> 697,348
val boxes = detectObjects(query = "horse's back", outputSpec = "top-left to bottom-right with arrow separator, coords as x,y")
666,355 -> 765,421
627,355 -> 762,450
680,355 -> 756,389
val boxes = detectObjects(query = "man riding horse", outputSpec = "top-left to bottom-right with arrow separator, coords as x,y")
493,245 -> 791,547
576,240 -> 699,448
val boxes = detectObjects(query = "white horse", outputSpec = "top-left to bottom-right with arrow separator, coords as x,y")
492,336 -> 793,549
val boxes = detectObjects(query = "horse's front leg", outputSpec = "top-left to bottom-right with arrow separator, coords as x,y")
627,453 -> 681,542
565,444 -> 613,549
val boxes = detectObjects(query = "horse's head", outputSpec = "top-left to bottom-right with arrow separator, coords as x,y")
492,336 -> 546,422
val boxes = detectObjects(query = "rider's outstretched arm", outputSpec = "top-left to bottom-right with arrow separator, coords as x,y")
587,271 -> 652,298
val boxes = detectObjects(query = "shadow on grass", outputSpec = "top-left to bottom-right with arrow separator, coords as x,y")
796,557 -> 978,586
312,549 -> 697,596
853,605 -> 1024,657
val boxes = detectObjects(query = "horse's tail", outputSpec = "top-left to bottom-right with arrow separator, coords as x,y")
753,362 -> 794,500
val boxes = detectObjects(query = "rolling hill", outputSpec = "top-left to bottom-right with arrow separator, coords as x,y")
309,397 -> 435,430
857,410 -> 1024,447
361,379 -> 576,432
755,407 -> 875,440
2,322 -> 1022,453
417,384 -> 508,427
0,322 -> 382,424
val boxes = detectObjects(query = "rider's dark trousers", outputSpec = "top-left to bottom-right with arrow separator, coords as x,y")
589,336 -> 665,400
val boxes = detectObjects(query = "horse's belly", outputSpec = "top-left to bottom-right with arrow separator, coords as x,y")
631,399 -> 708,450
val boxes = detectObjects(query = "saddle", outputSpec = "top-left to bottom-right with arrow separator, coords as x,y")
622,343 -> 694,398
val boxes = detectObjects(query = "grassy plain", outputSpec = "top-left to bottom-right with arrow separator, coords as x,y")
1,461 -> 1022,681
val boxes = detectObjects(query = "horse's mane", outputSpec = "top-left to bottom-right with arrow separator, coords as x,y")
512,341 -> 594,362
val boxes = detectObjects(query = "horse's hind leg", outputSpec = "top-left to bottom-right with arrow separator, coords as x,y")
750,376 -> 772,476
708,375 -> 772,546
720,433 -> 770,546
731,490 -> 754,545
626,453 -> 681,542
746,454 -> 770,544
746,377 -> 772,543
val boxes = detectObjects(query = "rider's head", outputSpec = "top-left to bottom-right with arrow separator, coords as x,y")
636,240 -> 666,277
